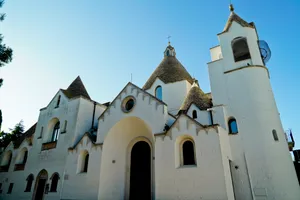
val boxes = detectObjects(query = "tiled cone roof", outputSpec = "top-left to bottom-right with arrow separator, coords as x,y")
180,82 -> 212,112
61,76 -> 91,100
143,55 -> 194,90
221,11 -> 255,34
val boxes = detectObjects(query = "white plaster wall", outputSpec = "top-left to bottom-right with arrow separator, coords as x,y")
0,140 -> 64,200
74,98 -> 106,145
61,136 -> 102,200
98,117 -> 155,200
155,115 -> 230,200
186,104 -> 211,125
146,79 -> 192,115
218,127 -> 234,200
97,83 -> 168,144
210,45 -> 222,61
211,105 -> 228,130
208,21 -> 300,199
0,91 -> 104,200
166,113 -> 176,127
218,22 -> 264,72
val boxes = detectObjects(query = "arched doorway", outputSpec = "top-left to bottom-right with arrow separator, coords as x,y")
129,141 -> 151,200
33,169 -> 48,200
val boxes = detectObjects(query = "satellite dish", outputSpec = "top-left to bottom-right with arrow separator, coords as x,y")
258,40 -> 271,64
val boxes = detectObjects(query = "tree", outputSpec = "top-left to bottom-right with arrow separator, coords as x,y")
0,120 -> 24,147
9,120 -> 24,141
0,0 -> 13,87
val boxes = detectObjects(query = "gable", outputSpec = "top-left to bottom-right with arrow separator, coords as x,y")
98,82 -> 166,121
218,12 -> 255,35
40,90 -> 69,111
97,82 -> 168,144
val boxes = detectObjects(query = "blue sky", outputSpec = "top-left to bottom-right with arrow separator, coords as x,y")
1,1 -> 300,148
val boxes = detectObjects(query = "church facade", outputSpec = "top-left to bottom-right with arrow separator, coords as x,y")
1,7 -> 300,200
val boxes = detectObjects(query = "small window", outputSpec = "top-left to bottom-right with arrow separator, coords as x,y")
192,110 -> 197,119
0,183 -> 2,194
83,154 -> 89,172
7,183 -> 13,194
125,99 -> 134,111
155,86 -> 162,100
182,140 -> 196,165
232,37 -> 251,62
122,97 -> 136,113
25,174 -> 34,192
51,122 -> 60,142
272,129 -> 279,141
1,151 -> 12,171
166,50 -> 170,56
56,95 -> 61,107
63,120 -> 67,133
228,118 -> 238,134
39,126 -> 44,138
50,173 -> 59,192
23,150 -> 28,164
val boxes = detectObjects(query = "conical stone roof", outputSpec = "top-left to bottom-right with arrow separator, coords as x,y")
61,76 -> 91,100
180,81 -> 212,112
143,45 -> 194,90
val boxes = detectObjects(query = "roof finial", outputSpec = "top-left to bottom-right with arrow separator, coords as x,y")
192,78 -> 199,87
229,4 -> 234,12
167,35 -> 171,45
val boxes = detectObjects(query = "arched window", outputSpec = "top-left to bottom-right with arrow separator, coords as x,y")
272,129 -> 279,141
232,37 -> 251,62
23,150 -> 28,164
182,140 -> 196,165
166,50 -> 170,56
192,110 -> 197,119
50,173 -> 59,192
24,174 -> 34,192
155,86 -> 162,100
56,95 -> 61,107
1,151 -> 12,171
83,154 -> 89,172
77,150 -> 89,173
51,122 -> 60,142
7,152 -> 12,168
228,118 -> 238,134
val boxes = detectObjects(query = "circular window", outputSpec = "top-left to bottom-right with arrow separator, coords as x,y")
122,96 -> 135,113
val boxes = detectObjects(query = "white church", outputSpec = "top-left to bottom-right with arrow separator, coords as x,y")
1,5 -> 300,200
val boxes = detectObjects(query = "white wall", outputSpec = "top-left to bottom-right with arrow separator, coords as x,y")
186,104 -> 211,125
146,78 -> 192,115
155,115 -> 231,200
98,117 -> 155,200
73,99 -> 106,145
0,90 -> 104,200
61,136 -> 102,200
210,45 -> 222,61
97,83 -> 167,199
97,83 -> 168,144
208,20 -> 300,200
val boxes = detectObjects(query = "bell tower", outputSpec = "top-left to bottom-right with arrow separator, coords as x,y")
208,5 -> 300,200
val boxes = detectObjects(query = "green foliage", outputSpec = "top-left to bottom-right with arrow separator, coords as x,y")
0,0 -> 13,87
0,120 -> 24,147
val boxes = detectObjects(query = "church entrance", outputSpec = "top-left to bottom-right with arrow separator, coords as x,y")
33,169 -> 48,200
129,141 -> 151,200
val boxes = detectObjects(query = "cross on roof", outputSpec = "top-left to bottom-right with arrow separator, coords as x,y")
167,35 -> 171,45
